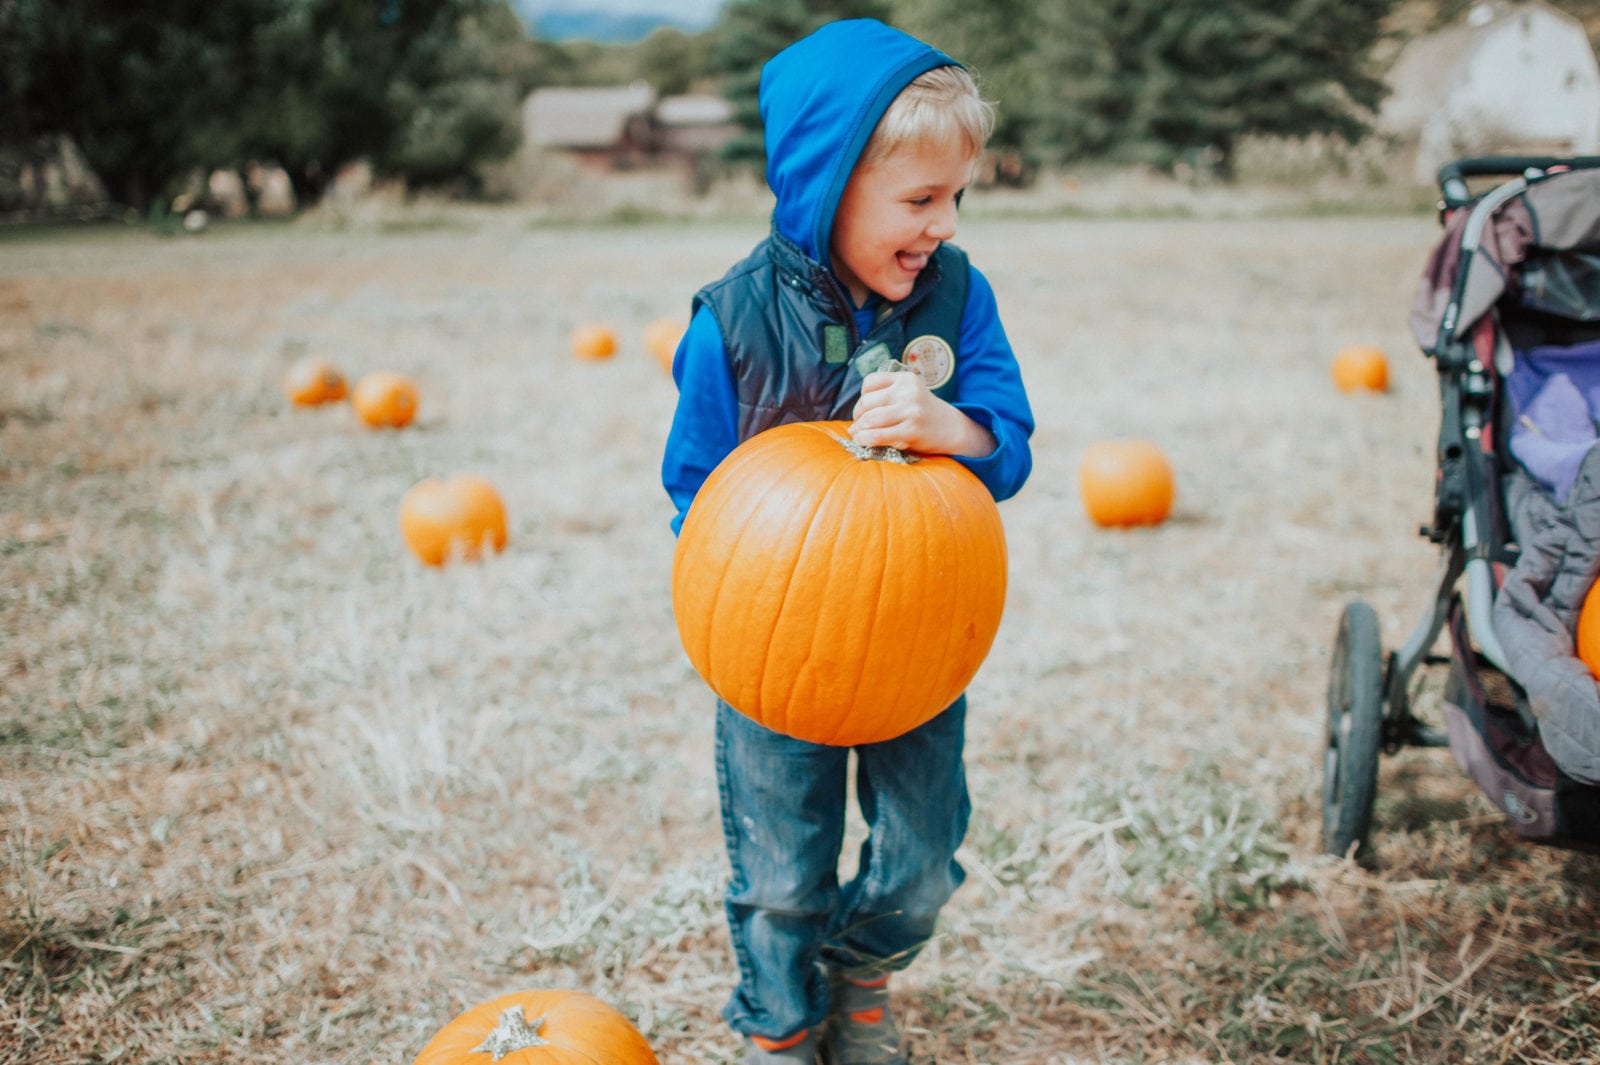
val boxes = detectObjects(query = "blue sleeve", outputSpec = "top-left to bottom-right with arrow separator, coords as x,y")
951,265 -> 1034,502
661,305 -> 738,535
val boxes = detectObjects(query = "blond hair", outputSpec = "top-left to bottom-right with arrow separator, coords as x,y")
859,65 -> 994,169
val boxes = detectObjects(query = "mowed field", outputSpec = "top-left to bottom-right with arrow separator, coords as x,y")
3,204 -> 1598,1064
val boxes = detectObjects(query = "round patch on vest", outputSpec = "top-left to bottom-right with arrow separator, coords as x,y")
902,334 -> 955,390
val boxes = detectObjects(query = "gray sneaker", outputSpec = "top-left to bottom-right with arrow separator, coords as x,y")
744,1029 -> 819,1064
820,973 -> 907,1065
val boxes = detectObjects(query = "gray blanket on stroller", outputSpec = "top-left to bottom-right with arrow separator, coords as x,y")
1493,445 -> 1600,784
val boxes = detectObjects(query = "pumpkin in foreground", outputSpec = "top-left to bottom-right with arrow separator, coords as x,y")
1078,438 -> 1175,528
400,474 -> 508,566
352,371 -> 420,428
672,420 -> 1008,746
412,988 -> 658,1065
1331,344 -> 1389,393
284,356 -> 348,406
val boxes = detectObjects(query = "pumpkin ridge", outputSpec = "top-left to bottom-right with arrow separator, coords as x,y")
857,460 -> 919,740
918,462 -> 1003,722
914,466 -> 958,718
547,983 -> 661,1065
920,467 -> 975,719
770,440 -> 865,741
929,466 -> 980,708
701,438 -> 827,723
839,451 -> 911,743
766,493 -> 824,740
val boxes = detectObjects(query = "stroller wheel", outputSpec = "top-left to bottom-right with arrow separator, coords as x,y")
1323,601 -> 1385,861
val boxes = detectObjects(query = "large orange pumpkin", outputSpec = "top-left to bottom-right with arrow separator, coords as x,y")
399,474 -> 508,566
642,316 -> 687,372
284,356 -> 348,406
672,420 -> 1008,746
1079,439 -> 1175,528
571,323 -> 618,361
412,989 -> 658,1065
1331,344 -> 1389,392
352,371 -> 420,428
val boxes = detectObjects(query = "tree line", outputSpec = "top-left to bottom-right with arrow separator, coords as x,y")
7,0 -> 1596,216
1,0 -> 547,211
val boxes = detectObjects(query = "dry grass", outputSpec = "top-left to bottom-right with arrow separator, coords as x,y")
3,194 -> 1599,1064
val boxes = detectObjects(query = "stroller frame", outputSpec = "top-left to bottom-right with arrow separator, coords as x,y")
1323,155 -> 1600,862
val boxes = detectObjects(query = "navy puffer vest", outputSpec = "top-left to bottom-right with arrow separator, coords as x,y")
694,229 -> 968,442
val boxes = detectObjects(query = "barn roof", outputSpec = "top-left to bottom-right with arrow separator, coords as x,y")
654,94 -> 734,128
524,82 -> 656,150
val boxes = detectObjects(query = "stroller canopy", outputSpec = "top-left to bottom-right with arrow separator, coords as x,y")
1410,166 -> 1600,354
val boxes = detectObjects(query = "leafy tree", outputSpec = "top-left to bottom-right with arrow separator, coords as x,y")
0,0 -> 537,210
711,0 -> 893,166
366,2 -> 534,192
636,26 -> 715,96
1,0 -> 268,210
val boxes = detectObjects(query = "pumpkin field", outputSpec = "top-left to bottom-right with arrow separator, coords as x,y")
4,198 -> 1599,1064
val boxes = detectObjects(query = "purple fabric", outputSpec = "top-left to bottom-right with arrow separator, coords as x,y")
1508,340 -> 1600,502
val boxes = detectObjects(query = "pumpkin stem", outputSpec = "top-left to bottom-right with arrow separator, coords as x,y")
840,437 -> 919,464
831,405 -> 920,468
471,1006 -> 550,1060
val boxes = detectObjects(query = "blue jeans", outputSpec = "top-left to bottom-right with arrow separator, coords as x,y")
714,696 -> 971,1039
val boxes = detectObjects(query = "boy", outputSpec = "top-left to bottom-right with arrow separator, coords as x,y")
660,18 -> 1034,1065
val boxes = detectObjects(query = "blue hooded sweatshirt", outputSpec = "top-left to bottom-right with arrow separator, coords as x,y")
661,19 -> 1034,534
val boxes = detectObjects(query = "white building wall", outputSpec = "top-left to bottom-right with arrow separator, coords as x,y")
1416,6 -> 1600,180
1448,10 -> 1600,143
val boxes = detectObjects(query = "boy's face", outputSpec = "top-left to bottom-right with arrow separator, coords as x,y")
830,140 -> 974,307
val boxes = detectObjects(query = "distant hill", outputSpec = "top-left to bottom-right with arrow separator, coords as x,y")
523,7 -> 712,43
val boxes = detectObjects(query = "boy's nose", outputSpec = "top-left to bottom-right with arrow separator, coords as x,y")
927,201 -> 958,240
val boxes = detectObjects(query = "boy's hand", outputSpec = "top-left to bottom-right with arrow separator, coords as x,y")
849,370 -> 996,458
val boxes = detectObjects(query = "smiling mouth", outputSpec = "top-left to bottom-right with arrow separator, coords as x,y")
897,251 -> 930,273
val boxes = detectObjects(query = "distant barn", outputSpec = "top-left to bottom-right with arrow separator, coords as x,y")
652,94 -> 738,157
521,83 -> 736,172
1379,0 -> 1600,182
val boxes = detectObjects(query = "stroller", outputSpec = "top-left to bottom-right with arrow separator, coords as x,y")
1322,155 -> 1600,862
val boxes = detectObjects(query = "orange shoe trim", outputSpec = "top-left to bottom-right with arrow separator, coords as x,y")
848,975 -> 890,988
847,1007 -> 885,1025
751,1030 -> 810,1052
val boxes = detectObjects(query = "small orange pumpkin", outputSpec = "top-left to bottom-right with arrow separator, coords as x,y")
673,420 -> 1008,746
412,988 -> 658,1065
1079,439 -> 1175,528
1577,579 -> 1600,678
1331,344 -> 1389,392
284,357 -> 348,406
399,474 -> 508,566
642,316 -> 687,372
571,323 -> 618,361
352,371 -> 420,428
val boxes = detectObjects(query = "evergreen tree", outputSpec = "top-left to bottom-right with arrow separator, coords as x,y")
1040,0 -> 1396,175
895,0 -> 1397,177
712,0 -> 893,166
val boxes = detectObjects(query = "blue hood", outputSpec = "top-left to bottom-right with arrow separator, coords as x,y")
759,19 -> 957,265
